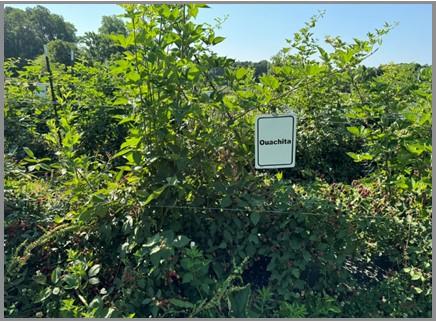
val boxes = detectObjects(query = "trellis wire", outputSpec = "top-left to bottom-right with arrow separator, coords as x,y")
143,203 -> 414,220
5,99 -> 411,125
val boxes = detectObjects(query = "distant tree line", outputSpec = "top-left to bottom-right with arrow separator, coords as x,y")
5,5 -> 426,81
5,6 -> 76,60
5,5 -> 274,77
5,6 -> 127,66
235,60 -> 270,79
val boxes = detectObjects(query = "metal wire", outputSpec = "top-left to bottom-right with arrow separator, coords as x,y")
144,203 -> 413,219
147,204 -> 309,215
5,99 -> 413,125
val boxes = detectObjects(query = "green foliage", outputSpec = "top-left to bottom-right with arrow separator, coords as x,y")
47,39 -> 77,66
4,4 -> 432,318
79,31 -> 125,63
235,60 -> 270,80
98,15 -> 127,36
345,63 -> 432,200
5,5 -> 76,61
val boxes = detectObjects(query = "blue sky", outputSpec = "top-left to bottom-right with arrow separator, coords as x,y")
7,4 -> 432,66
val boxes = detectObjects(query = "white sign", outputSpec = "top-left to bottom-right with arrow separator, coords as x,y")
255,113 -> 297,169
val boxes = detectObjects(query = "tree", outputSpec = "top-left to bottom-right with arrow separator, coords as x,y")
47,39 -> 77,66
98,15 -> 127,35
79,16 -> 126,63
5,5 -> 77,60
235,60 -> 270,80
27,6 -> 76,43
79,32 -> 121,63
5,7 -> 40,59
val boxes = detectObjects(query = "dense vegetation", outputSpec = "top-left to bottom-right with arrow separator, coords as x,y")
4,4 -> 432,318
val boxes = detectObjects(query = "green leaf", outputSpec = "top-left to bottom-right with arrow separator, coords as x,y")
327,306 -> 341,314
150,244 -> 162,256
317,46 -> 329,61
235,68 -> 248,80
346,126 -> 360,136
78,293 -> 88,306
142,185 -> 168,206
113,97 -> 128,106
169,298 -> 194,309
187,65 -> 200,81
110,33 -> 134,48
188,4 -> 199,17
62,131 -> 81,148
411,270 -> 423,281
250,212 -> 261,225
212,36 -> 225,45
221,195 -> 232,208
405,143 -> 429,155
119,115 -> 137,125
53,215 -> 64,224
144,233 -> 162,248
223,95 -> 237,109
346,152 -> 373,162
142,298 -> 152,305
78,208 -> 93,223
23,147 -> 35,158
180,258 -> 192,270
307,64 -> 323,76
112,148 -> 132,159
88,277 -> 100,285
403,111 -> 418,123
173,235 -> 190,248
132,151 -> 142,165
229,286 -> 251,317
88,264 -> 101,277
166,176 -> 179,186
27,164 -> 39,172
35,287 -> 52,303
182,272 -> 193,283
291,268 -> 300,278
150,253 -> 161,266
120,136 -> 141,149
126,71 -> 140,82
104,308 -> 115,318
236,90 -> 253,99
260,75 -> 279,89
413,286 -> 423,294
63,274 -> 81,290
51,267 -> 62,284
248,233 -> 259,244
